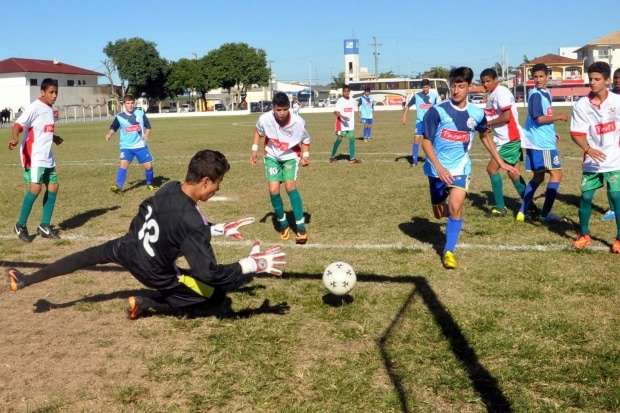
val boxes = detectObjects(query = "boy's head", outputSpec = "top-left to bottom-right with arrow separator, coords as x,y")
449,67 -> 474,104
185,150 -> 230,201
480,68 -> 498,93
123,94 -> 136,113
587,61 -> 611,94
613,68 -> 620,91
39,78 -> 58,106
531,63 -> 548,88
342,85 -> 351,98
422,78 -> 431,94
364,87 -> 371,96
272,92 -> 290,123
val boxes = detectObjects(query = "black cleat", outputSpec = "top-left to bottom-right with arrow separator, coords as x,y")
37,224 -> 61,239
14,223 -> 33,243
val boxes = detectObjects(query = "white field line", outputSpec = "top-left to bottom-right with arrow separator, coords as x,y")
0,234 -> 608,252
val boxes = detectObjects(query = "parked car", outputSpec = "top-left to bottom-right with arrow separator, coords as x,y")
250,101 -> 272,113
468,94 -> 485,104
214,103 -> 226,111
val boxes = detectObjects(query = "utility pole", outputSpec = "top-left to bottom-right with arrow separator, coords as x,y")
371,36 -> 382,78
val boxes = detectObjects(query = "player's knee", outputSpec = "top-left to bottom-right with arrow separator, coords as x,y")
29,183 -> 43,195
284,182 -> 296,192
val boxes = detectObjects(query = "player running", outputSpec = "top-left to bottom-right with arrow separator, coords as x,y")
251,92 -> 311,244
570,62 -> 620,252
105,94 -> 156,193
422,67 -> 518,269
358,87 -> 375,142
402,78 -> 439,165
8,78 -> 63,241
330,85 -> 361,164
5,150 -> 285,319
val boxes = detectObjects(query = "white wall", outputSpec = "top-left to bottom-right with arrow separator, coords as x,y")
0,75 -> 29,112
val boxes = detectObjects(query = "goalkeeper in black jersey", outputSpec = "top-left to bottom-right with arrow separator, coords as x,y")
5,150 -> 286,319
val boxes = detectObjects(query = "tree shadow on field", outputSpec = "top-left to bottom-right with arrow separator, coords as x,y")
58,206 -> 121,230
259,211 -> 312,233
281,271 -> 514,413
124,175 -> 170,192
398,217 -> 443,257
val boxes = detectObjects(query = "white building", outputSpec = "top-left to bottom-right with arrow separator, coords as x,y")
0,58 -> 106,114
559,47 -> 578,59
575,30 -> 620,74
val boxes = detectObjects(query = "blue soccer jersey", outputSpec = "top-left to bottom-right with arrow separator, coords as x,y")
110,110 -> 151,149
423,101 -> 487,177
523,88 -> 557,150
408,90 -> 439,124
358,95 -> 374,119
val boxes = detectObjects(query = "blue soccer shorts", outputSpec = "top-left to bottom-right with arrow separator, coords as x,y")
120,146 -> 154,164
361,118 -> 373,125
428,175 -> 470,204
524,149 -> 561,172
415,121 -> 425,136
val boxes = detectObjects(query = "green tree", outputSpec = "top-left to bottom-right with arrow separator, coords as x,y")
166,57 -> 217,105
421,66 -> 451,79
206,43 -> 270,109
378,71 -> 399,78
329,72 -> 345,89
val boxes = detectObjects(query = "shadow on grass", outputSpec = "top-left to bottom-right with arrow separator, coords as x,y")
554,192 -> 607,214
124,175 -> 170,192
398,217 -> 443,257
259,211 -> 312,233
281,271 -> 514,413
468,191 -> 522,217
394,155 -> 424,166
58,206 -> 121,230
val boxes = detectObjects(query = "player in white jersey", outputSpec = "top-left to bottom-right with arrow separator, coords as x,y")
251,92 -> 311,244
480,68 -> 528,216
329,85 -> 360,164
570,62 -> 620,253
292,97 -> 301,116
8,78 -> 64,241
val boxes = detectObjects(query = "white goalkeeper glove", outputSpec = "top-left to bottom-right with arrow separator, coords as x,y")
210,217 -> 255,240
239,241 -> 287,276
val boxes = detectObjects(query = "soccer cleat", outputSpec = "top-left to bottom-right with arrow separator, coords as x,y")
611,239 -> 620,254
279,227 -> 290,241
572,234 -> 592,250
37,224 -> 61,239
146,184 -> 158,192
515,211 -> 526,222
329,158 -> 336,164
14,223 -> 33,243
5,268 -> 25,292
601,210 -> 616,222
348,159 -> 362,165
490,207 -> 508,217
442,251 -> 457,269
127,296 -> 146,320
110,185 -> 122,194
295,230 -> 308,245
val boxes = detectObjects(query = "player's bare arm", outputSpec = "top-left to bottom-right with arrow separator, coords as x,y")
143,128 -> 151,141
300,143 -> 310,167
571,133 -> 606,163
8,123 -> 20,149
250,129 -> 261,165
422,139 -> 453,185
535,112 -> 568,125
487,109 -> 511,128
105,129 -> 115,141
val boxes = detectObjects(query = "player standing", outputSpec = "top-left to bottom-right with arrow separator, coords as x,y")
480,68 -> 528,216
329,85 -> 361,164
516,63 -> 568,223
358,87 -> 375,142
570,62 -> 620,252
402,78 -> 439,165
251,92 -> 311,244
422,67 -> 518,269
8,78 -> 63,241
105,94 -> 156,193
601,68 -> 620,221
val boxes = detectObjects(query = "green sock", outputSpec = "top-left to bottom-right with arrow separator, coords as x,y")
270,193 -> 287,229
287,189 -> 305,232
41,190 -> 58,226
609,191 -> 620,238
579,189 -> 595,235
490,173 -> 505,209
18,191 -> 38,226
330,138 -> 342,158
512,176 -> 526,198
348,136 -> 357,160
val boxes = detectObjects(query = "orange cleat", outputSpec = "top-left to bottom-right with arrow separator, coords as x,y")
572,234 -> 592,250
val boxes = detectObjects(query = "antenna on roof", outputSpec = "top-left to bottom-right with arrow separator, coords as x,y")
53,59 -> 60,65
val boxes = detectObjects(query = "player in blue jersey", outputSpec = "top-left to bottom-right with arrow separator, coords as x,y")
358,87 -> 375,141
105,95 -> 156,193
422,67 -> 518,269
516,63 -> 568,223
402,79 -> 439,165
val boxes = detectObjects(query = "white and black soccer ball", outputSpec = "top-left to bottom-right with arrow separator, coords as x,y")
322,261 -> 356,296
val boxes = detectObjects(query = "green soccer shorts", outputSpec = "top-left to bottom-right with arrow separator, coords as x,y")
23,166 -> 58,184
264,157 -> 299,182
581,170 -> 620,193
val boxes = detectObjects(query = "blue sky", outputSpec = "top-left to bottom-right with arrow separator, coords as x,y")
1,1 -> 618,85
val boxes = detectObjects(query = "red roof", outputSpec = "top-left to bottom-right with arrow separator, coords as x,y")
0,58 -> 102,76
528,54 -> 582,65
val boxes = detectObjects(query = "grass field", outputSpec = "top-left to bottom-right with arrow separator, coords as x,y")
0,109 -> 618,412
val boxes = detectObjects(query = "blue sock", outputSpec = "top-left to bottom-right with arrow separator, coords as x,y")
116,167 -> 128,189
145,168 -> 154,185
519,180 -> 541,213
367,127 -> 372,139
412,143 -> 420,164
541,182 -> 560,217
444,217 -> 463,253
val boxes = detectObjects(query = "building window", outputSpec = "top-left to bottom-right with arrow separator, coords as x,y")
67,80 -> 75,86
30,78 -> 38,86
598,48 -> 610,58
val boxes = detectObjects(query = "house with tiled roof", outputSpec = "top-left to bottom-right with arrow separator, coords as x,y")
576,30 -> 620,74
516,53 -> 588,101
0,57 -> 107,115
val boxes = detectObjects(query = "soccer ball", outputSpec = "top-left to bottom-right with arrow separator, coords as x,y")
322,261 -> 356,296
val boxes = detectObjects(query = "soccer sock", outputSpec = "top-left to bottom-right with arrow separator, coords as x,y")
608,191 -> 620,238
512,176 -> 527,198
348,136 -> 357,159
145,168 -> 154,185
444,217 -> 463,253
490,173 -> 505,209
367,126 -> 372,139
607,190 -> 614,213
541,182 -> 560,217
412,143 -> 420,164
41,190 -> 57,226
287,189 -> 305,232
270,193 -> 288,229
519,180 -> 541,213
330,138 -> 342,158
579,189 -> 595,236
17,191 -> 38,226
116,167 -> 128,189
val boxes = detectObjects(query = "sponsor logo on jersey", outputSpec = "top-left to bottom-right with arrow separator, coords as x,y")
419,103 -> 432,109
440,129 -> 470,142
466,117 -> 478,130
343,107 -> 353,112
484,108 -> 497,117
126,124 -> 141,132
43,124 -> 54,133
595,121 -> 616,135
268,137 -> 290,151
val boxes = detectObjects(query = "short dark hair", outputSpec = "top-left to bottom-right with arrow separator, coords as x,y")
123,94 -> 135,102
614,68 -> 620,77
364,86 -> 371,92
41,78 -> 58,91
531,63 -> 548,76
449,67 -> 474,84
272,92 -> 290,107
587,61 -> 611,79
480,68 -> 498,80
185,150 -> 230,183
422,78 -> 430,86
342,85 -> 351,91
